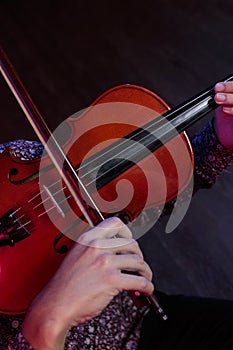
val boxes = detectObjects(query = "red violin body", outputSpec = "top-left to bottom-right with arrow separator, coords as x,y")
0,84 -> 193,314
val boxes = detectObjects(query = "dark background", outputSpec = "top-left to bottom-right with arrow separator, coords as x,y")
1,0 -> 233,299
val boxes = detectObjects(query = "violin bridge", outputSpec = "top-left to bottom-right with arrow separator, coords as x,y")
42,185 -> 65,218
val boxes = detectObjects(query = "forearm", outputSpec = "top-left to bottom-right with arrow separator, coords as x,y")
21,277 -> 73,350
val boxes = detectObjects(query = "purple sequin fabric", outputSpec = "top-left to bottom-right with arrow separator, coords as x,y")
0,293 -> 146,350
0,121 -> 233,349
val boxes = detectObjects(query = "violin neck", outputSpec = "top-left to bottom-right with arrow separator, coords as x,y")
131,73 -> 232,154
165,85 -> 217,132
149,73 -> 233,146
168,78 -> 231,130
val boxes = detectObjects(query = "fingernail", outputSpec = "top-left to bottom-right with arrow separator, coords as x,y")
216,93 -> 226,101
215,82 -> 225,91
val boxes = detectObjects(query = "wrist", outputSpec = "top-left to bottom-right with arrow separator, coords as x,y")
22,305 -> 69,350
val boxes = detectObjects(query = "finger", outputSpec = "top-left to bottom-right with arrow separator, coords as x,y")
78,217 -> 132,245
96,252 -> 152,279
97,217 -> 132,238
214,81 -> 233,105
115,240 -> 143,257
88,237 -> 136,250
215,81 -> 233,93
90,237 -> 143,256
214,92 -> 233,105
118,255 -> 153,281
117,273 -> 154,296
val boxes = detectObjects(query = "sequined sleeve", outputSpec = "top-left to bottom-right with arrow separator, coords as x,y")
192,119 -> 233,190
0,315 -> 33,350
14,333 -> 33,350
1,293 -> 147,350
0,139 -> 44,160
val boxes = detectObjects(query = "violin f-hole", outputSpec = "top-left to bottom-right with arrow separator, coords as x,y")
9,167 -> 39,185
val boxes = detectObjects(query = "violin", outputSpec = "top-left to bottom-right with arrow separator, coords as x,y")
0,48 -> 232,317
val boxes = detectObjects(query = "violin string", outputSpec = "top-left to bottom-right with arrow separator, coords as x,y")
28,189 -> 45,202
22,113 -> 175,220
10,183 -> 65,223
7,92 -> 209,227
16,220 -> 31,230
79,92 -> 211,186
77,111 -> 169,174
76,89 -> 205,175
8,206 -> 33,231
10,185 -> 65,224
80,115 -> 177,187
14,213 -> 25,222
9,207 -> 22,216
77,85 -> 214,180
5,111 -> 169,221
10,192 -> 73,234
7,119 -> 175,235
32,186 -> 67,210
3,106 -> 189,235
37,195 -> 72,217
5,109 -> 184,231
28,179 -> 62,203
27,113 -> 172,214
77,107 -> 195,186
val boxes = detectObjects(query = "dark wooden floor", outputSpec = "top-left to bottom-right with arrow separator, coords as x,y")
1,0 -> 233,299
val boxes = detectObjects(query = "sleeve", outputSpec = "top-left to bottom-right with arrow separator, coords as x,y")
0,315 -> 33,350
191,119 -> 233,191
159,119 -> 233,218
0,139 -> 43,160
13,331 -> 34,350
